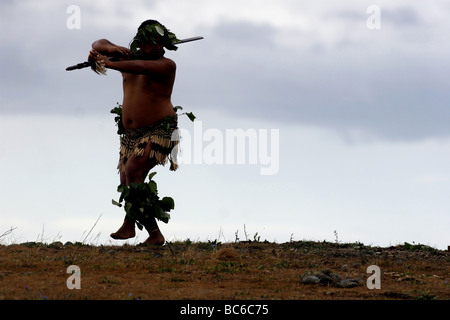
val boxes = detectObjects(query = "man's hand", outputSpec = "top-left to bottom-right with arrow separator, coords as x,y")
88,49 -> 111,75
88,49 -> 111,67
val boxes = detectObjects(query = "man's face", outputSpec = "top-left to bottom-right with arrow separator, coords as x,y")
140,41 -> 164,59
141,43 -> 164,57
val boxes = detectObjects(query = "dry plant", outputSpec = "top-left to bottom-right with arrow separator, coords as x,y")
0,226 -> 17,243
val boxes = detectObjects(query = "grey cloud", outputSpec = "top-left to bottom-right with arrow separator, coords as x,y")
2,2 -> 450,142
337,6 -> 421,26
177,18 -> 450,141
208,20 -> 277,48
0,2 -> 130,115
383,6 -> 422,27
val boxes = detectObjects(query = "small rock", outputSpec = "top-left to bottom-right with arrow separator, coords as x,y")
316,273 -> 333,285
341,264 -> 350,272
336,279 -> 359,288
302,275 -> 320,284
322,269 -> 332,276
330,273 -> 342,282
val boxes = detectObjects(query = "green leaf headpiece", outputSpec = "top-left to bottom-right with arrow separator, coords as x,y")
129,21 -> 179,55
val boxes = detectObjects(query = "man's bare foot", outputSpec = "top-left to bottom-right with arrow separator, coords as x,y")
110,219 -> 136,240
142,229 -> 165,246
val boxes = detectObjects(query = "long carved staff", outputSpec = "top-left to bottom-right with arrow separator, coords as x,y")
66,36 -> 203,71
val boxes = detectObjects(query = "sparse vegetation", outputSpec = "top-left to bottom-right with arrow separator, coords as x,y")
0,236 -> 448,300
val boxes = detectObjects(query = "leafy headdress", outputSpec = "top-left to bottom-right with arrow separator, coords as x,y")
129,20 -> 179,55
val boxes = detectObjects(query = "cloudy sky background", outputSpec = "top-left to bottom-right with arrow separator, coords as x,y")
1,0 -> 449,249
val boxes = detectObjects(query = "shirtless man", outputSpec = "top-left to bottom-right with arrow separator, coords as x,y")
88,20 -> 179,245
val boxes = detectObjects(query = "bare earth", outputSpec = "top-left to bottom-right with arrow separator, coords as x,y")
0,240 -> 448,301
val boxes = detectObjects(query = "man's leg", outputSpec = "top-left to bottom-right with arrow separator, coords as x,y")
120,141 -> 166,245
110,161 -> 136,240
141,215 -> 166,246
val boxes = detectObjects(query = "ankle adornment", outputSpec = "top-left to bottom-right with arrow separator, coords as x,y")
112,172 -> 175,230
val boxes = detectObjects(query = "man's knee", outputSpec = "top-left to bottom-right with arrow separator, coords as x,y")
125,157 -> 156,184
125,164 -> 146,183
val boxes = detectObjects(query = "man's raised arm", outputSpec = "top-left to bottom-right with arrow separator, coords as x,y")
88,50 -> 175,76
92,39 -> 132,58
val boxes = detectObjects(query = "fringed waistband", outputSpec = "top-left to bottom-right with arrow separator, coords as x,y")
124,116 -> 178,139
119,116 -> 179,173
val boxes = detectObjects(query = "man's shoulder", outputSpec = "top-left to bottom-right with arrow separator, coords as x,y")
161,57 -> 176,69
142,56 -> 176,72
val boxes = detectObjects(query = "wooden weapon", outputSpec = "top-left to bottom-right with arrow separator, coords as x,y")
66,36 -> 203,71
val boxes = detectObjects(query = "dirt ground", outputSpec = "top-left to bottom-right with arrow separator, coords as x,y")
0,240 -> 448,300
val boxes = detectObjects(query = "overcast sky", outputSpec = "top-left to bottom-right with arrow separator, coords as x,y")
0,0 -> 449,249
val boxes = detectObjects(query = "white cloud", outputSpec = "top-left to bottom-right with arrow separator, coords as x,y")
2,0 -> 450,141
1,1 -> 450,249
1,108 -> 450,249
413,175 -> 450,184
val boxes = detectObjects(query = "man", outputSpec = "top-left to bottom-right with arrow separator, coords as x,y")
88,20 -> 179,245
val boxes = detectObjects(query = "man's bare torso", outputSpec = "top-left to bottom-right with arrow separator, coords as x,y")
121,57 -> 176,129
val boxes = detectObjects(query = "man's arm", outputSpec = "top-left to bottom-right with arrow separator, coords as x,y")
91,39 -> 132,58
89,50 -> 175,76
106,59 -> 175,76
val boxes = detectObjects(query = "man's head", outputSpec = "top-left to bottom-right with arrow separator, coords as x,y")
130,20 -> 179,58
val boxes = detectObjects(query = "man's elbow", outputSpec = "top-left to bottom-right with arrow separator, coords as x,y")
92,39 -> 109,50
91,40 -> 100,50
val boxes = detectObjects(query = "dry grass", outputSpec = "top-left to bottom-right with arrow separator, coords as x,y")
0,240 -> 448,300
